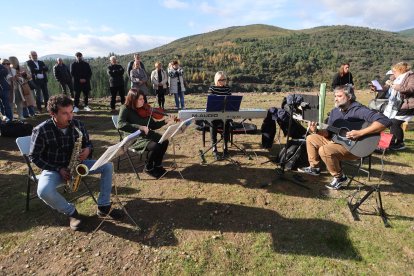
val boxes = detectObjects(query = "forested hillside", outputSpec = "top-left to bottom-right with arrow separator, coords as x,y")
43,24 -> 414,96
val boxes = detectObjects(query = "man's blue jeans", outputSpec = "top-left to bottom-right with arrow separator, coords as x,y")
174,91 -> 185,109
37,160 -> 113,216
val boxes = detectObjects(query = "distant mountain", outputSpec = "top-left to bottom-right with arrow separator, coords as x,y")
399,28 -> 414,37
40,54 -> 74,60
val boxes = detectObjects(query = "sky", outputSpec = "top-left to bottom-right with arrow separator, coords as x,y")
1,0 -> 413,62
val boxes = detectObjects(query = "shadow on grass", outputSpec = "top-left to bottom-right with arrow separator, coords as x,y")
93,197 -> 362,260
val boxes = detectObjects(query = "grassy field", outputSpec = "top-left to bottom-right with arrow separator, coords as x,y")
0,90 -> 413,275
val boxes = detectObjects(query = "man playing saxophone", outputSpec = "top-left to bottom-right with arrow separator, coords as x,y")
29,94 -> 123,231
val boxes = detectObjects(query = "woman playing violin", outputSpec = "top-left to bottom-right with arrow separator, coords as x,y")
117,88 -> 172,178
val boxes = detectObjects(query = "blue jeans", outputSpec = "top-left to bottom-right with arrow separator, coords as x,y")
37,160 -> 113,216
174,91 -> 185,109
0,89 -> 13,122
23,106 -> 36,117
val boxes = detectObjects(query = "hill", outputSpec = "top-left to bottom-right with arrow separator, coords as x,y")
43,24 -> 414,96
40,54 -> 74,61
399,28 -> 414,37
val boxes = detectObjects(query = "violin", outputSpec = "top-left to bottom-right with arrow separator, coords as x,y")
137,103 -> 180,122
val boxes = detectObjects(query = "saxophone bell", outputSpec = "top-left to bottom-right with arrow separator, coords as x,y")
75,164 -> 89,177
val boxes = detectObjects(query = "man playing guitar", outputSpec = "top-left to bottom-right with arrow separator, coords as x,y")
298,85 -> 392,190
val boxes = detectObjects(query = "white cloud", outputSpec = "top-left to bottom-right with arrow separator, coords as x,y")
197,0 -> 287,26
318,0 -> 414,31
162,0 -> 189,9
11,26 -> 48,40
38,23 -> 60,30
0,32 -> 176,62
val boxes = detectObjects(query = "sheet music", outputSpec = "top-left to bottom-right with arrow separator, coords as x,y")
90,130 -> 141,171
371,80 -> 383,91
158,117 -> 194,143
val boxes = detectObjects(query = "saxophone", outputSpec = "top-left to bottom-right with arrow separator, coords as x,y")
66,122 -> 89,192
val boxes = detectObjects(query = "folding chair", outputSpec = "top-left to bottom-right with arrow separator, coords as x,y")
347,132 -> 393,227
16,136 -> 97,211
111,115 -> 145,179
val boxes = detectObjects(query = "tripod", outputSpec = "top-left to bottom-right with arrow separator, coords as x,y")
348,184 -> 389,227
274,100 -> 310,189
159,136 -> 184,179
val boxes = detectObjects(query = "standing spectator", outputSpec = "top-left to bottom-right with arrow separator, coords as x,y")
150,62 -> 167,109
387,62 -> 414,150
3,58 -> 21,119
130,60 -> 149,97
26,51 -> 49,112
168,60 -> 186,109
70,52 -> 92,112
0,61 -> 12,122
332,62 -> 354,90
53,58 -> 74,98
107,56 -> 125,112
127,53 -> 145,78
9,56 -> 36,118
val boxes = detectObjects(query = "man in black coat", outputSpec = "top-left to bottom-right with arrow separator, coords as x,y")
70,52 -> 92,112
53,58 -> 74,98
107,56 -> 125,112
26,51 -> 49,112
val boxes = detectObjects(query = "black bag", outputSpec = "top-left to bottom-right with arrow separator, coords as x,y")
275,139 -> 309,170
261,110 -> 276,148
0,121 -> 33,137
368,98 -> 388,113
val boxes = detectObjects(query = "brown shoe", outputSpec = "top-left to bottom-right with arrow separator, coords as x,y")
69,209 -> 82,231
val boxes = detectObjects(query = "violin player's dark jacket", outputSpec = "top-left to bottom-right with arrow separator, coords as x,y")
117,105 -> 166,153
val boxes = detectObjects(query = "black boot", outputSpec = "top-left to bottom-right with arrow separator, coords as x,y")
97,204 -> 124,220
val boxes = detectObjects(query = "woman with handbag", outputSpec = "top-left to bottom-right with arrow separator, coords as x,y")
9,56 -> 36,118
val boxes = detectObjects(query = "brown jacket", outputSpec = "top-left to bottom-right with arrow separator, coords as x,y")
394,71 -> 414,110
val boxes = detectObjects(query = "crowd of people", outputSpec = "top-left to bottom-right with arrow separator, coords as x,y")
0,51 -> 188,123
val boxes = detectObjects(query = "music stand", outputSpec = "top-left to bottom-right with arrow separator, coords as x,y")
200,95 -> 250,163
90,130 -> 142,232
158,117 -> 194,179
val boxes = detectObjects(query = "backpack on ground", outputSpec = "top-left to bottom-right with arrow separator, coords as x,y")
0,121 -> 33,137
275,139 -> 309,170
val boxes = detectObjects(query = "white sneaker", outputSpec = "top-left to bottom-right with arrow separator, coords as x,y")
73,106 -> 79,113
84,106 -> 92,112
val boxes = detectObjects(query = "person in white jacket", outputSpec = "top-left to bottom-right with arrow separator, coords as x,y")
151,62 -> 168,109
168,60 -> 185,109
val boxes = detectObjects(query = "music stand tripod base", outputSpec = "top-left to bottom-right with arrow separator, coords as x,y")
92,184 -> 141,234
347,185 -> 390,227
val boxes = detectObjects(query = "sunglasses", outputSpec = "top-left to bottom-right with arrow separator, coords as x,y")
218,78 -> 227,82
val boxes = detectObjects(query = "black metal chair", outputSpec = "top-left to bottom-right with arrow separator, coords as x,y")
347,132 -> 393,227
111,115 -> 146,179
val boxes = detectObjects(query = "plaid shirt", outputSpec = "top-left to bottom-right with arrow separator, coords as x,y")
29,118 -> 93,171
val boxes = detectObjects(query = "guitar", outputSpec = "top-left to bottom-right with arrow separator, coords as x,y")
319,119 -> 380,158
